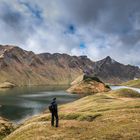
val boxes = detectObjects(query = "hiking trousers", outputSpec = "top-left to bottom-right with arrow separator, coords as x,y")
51,112 -> 59,127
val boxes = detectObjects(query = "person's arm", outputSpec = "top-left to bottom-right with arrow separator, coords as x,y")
55,102 -> 58,112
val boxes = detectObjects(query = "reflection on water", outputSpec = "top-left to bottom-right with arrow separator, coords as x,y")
0,86 -> 80,123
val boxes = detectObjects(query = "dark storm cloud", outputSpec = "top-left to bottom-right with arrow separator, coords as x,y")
0,2 -> 29,43
59,0 -> 107,25
0,3 -> 21,26
0,1 -> 43,44
60,0 -> 140,32
120,30 -> 140,46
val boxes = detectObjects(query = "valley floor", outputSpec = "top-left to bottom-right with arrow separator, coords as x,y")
3,89 -> 140,140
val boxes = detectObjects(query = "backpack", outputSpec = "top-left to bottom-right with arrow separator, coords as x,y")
49,104 -> 53,112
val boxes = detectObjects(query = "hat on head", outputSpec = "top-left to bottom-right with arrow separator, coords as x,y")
53,97 -> 56,100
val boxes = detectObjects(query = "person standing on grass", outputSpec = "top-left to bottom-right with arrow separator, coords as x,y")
49,97 -> 59,127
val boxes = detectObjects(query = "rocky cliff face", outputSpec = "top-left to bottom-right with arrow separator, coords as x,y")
0,117 -> 13,140
0,45 -> 94,86
0,45 -> 140,86
93,56 -> 140,84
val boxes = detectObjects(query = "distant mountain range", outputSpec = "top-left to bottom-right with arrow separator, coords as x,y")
0,45 -> 140,86
93,56 -> 140,84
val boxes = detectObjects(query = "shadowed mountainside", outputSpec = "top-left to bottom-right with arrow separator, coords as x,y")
93,56 -> 140,84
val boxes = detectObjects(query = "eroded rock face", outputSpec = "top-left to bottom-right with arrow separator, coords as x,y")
67,75 -> 110,94
93,56 -> 140,84
0,117 -> 14,139
0,45 -> 140,86
0,45 -> 95,86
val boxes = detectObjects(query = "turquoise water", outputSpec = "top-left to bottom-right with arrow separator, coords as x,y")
0,86 -> 80,123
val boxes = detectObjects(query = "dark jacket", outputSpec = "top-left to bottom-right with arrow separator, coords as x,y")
50,100 -> 58,113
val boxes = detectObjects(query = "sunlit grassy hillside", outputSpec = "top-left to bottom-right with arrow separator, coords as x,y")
4,89 -> 140,140
121,79 -> 140,88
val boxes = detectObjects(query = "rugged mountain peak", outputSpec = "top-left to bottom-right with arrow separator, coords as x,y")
101,56 -> 117,64
93,56 -> 117,72
105,56 -> 111,60
93,56 -> 140,84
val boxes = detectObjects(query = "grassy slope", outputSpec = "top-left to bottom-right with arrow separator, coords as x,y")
4,89 -> 140,140
109,88 -> 140,98
121,79 -> 140,88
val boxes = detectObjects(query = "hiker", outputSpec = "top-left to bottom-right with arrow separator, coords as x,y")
49,98 -> 59,127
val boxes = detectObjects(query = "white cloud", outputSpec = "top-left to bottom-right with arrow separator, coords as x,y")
0,0 -> 140,66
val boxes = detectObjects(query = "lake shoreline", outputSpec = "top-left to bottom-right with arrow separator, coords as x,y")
0,86 -> 80,123
4,88 -> 140,140
0,85 -> 140,124
15,85 -> 140,124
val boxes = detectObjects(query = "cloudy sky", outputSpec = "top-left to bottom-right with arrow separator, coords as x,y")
0,0 -> 140,66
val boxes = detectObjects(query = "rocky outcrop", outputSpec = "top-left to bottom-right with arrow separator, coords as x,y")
67,75 -> 110,94
0,117 -> 14,140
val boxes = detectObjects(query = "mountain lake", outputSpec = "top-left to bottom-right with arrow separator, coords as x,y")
0,86 -> 81,123
0,85 -> 140,123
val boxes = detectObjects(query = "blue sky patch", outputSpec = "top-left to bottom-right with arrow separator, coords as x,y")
80,42 -> 86,49
68,24 -> 76,34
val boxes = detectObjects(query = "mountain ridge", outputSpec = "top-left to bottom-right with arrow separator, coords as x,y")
0,45 -> 94,86
0,45 -> 140,86
93,56 -> 140,84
